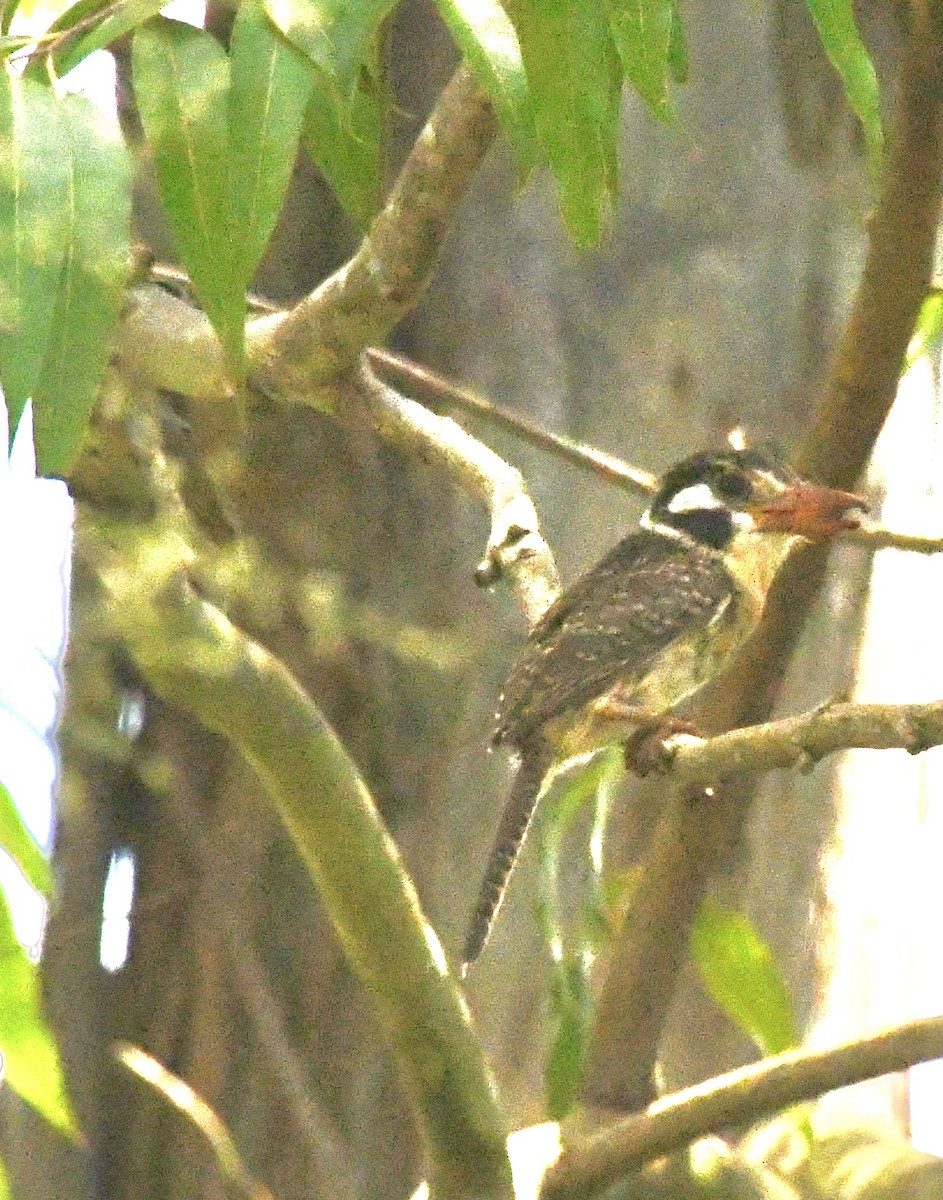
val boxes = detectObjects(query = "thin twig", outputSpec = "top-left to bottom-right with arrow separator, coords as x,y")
543,1016 -> 943,1200
366,347 -> 659,496
129,274 -> 943,557
368,350 -> 943,554
849,524 -> 943,553
357,361 -> 560,626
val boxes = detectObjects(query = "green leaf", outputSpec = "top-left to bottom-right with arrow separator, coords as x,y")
304,57 -> 383,229
545,954 -> 594,1121
263,0 -> 395,101
802,0 -> 883,181
537,749 -> 621,1119
0,885 -> 77,1137
433,0 -> 537,174
667,0 -> 687,83
132,18 -> 244,375
0,780 -> 51,898
606,0 -> 677,124
0,67 -> 71,441
501,0 -> 622,246
228,0 -> 314,290
52,0 -> 171,78
691,898 -> 798,1057
32,86 -> 131,475
905,289 -> 943,372
265,0 -> 393,227
0,1151 -> 9,1200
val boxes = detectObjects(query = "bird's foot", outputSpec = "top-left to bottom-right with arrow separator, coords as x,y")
623,716 -> 703,777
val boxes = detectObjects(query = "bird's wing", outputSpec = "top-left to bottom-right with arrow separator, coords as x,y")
495,529 -> 736,746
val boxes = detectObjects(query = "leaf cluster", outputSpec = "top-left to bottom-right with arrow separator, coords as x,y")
0,0 -> 883,474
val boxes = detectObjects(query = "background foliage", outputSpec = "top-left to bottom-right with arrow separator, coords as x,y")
0,0 -> 941,1197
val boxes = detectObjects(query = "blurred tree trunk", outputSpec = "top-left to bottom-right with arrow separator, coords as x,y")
36,1 -> 904,1199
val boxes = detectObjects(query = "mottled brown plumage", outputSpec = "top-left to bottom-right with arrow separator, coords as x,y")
460,449 -> 865,974
461,535 -> 741,974
494,532 -> 739,750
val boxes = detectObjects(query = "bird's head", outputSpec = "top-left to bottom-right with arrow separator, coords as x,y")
642,449 -> 867,553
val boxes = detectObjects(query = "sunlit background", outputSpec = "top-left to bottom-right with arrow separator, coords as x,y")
1,0 -> 942,1160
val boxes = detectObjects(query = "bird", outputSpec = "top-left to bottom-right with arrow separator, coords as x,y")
460,447 -> 866,975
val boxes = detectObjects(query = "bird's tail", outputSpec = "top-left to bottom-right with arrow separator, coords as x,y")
461,741 -> 553,977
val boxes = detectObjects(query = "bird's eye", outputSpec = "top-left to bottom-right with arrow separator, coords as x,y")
715,468 -> 753,503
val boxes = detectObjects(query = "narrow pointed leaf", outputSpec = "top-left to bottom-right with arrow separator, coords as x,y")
607,0 -> 677,124
263,0 -> 396,100
0,779 -> 51,898
906,290 -> 943,372
692,898 -> 798,1057
667,0 -> 687,83
265,0 -> 396,228
228,0 -> 314,289
0,886 -> 77,1137
0,68 -> 71,440
132,18 -> 243,374
52,0 -> 171,78
500,0 -> 622,246
538,749 -> 621,1120
433,0 -> 537,174
802,0 -> 882,181
304,58 -> 383,229
32,87 -> 131,476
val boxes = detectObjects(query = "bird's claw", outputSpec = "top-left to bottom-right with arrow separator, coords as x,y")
624,717 -> 703,777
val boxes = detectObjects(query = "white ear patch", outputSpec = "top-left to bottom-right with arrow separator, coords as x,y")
665,482 -> 723,514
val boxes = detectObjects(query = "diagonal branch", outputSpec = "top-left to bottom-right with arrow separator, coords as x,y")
98,556 -> 514,1200
543,1016 -> 943,1200
370,349 -> 943,553
357,361 -> 559,626
366,347 -> 660,496
117,65 -> 498,409
248,67 -> 499,406
75,376 -> 514,1200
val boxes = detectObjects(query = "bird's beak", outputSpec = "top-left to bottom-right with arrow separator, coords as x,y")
753,482 -> 869,538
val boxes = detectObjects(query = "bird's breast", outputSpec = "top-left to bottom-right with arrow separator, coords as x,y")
550,583 -> 758,762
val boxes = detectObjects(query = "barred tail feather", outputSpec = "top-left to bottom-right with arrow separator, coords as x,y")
460,742 -> 553,976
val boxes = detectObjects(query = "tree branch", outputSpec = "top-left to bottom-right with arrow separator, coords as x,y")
116,65 -> 498,411
76,379 -> 514,1200
99,560 -> 514,1200
357,361 -> 559,626
798,2 -> 943,489
544,1017 -> 943,1200
118,283 -> 232,401
248,66 -> 499,405
849,525 -> 943,554
366,347 -> 660,496
662,698 -> 943,781
369,350 -> 943,555
584,2 -> 943,1112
